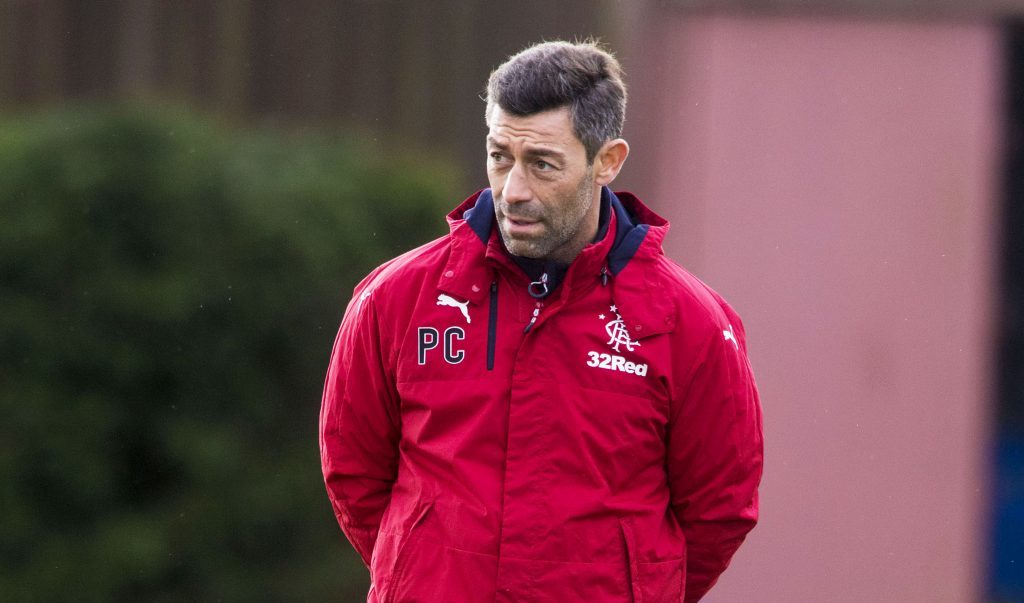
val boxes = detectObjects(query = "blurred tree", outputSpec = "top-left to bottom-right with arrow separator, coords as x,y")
0,106 -> 459,600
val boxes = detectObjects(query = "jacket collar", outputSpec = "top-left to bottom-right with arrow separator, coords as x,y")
440,187 -> 676,339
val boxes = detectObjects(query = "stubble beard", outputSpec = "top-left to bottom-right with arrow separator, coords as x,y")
496,168 -> 595,262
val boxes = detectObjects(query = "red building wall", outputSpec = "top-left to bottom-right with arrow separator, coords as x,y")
627,12 -> 1001,601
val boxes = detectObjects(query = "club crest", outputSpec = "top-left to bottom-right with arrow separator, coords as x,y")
600,304 -> 640,353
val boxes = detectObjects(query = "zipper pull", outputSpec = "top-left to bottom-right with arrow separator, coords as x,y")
600,266 -> 609,287
523,301 -> 543,333
528,272 -> 550,298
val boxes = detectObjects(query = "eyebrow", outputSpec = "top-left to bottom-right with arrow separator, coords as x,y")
486,136 -> 510,151
486,137 -> 567,162
525,147 -> 567,162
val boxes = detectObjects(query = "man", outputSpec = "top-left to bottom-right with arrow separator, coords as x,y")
321,40 -> 763,602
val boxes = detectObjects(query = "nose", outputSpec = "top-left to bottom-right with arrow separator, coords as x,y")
502,162 -> 532,204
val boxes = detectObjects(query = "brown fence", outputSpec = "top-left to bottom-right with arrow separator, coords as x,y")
0,0 -> 626,181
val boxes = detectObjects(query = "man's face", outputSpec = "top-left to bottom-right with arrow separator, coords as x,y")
485,105 -> 599,263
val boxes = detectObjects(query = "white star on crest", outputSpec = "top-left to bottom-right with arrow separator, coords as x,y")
609,305 -> 618,313
598,314 -> 606,320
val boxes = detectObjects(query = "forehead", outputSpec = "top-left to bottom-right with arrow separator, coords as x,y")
486,106 -> 582,151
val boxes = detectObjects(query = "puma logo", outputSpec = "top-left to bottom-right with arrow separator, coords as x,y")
437,294 -> 471,324
723,324 -> 738,350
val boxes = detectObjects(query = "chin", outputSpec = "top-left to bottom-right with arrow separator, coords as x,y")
504,238 -> 544,259
508,244 -> 540,258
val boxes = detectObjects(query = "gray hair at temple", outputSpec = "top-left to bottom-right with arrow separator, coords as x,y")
484,40 -> 627,163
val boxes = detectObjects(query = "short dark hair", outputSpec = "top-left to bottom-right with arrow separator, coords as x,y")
485,40 -> 627,163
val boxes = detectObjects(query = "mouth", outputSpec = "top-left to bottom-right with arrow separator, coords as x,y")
503,215 -> 543,237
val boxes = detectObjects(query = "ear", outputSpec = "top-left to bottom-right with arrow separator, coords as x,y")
593,138 -> 630,186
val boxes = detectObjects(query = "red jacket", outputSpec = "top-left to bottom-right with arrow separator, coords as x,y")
321,188 -> 763,602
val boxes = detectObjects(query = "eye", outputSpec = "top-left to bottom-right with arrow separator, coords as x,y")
535,160 -> 554,170
489,151 -> 506,162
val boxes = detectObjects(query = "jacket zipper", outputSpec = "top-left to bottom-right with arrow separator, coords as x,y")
487,281 -> 498,370
523,301 -> 543,334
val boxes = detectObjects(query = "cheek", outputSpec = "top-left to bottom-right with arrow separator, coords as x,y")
549,185 -> 582,216
486,170 -> 507,193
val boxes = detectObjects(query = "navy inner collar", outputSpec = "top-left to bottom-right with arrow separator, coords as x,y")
462,186 -> 647,281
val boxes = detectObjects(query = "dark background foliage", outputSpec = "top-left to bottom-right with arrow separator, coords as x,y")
0,107 -> 459,600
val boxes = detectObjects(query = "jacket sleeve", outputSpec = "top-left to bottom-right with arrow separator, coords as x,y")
320,286 -> 401,567
667,308 -> 764,602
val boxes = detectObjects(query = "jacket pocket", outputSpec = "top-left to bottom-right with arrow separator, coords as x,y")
620,518 -> 644,603
384,500 -> 433,603
620,517 -> 686,603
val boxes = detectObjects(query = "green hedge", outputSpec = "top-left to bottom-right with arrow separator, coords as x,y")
0,106 -> 460,600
